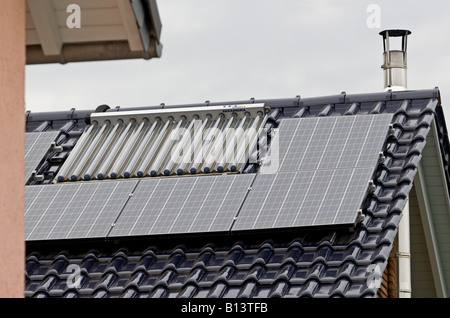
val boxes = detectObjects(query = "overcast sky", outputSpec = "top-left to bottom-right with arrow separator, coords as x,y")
25,0 -> 450,121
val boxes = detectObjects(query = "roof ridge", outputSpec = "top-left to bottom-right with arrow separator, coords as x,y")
25,88 -> 441,123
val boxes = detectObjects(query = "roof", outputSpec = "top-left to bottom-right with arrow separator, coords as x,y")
24,88 -> 450,297
26,0 -> 162,64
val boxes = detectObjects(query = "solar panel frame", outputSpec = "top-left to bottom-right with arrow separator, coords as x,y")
233,113 -> 393,231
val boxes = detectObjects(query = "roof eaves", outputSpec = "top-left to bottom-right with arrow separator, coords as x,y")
415,160 -> 449,297
130,0 -> 163,58
26,0 -> 163,65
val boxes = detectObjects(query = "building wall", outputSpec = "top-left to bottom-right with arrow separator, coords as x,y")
377,238 -> 398,298
0,0 -> 25,298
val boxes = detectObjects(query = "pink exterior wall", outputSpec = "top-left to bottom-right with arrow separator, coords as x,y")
0,0 -> 25,298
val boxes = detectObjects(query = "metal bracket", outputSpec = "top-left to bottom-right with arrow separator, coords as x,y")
368,180 -> 377,192
31,170 -> 44,182
356,209 -> 365,223
388,124 -> 396,136
378,151 -> 386,164
50,142 -> 63,153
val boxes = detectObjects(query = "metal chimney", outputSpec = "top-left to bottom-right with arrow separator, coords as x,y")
379,29 -> 411,91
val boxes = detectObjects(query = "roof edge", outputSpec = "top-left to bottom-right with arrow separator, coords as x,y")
25,88 -> 442,123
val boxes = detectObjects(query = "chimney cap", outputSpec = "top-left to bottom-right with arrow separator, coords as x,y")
379,29 -> 411,38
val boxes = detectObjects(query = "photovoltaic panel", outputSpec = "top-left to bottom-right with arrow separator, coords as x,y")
234,168 -> 372,230
234,114 -> 393,231
25,180 -> 137,241
262,114 -> 393,173
109,174 -> 255,237
25,131 -> 60,183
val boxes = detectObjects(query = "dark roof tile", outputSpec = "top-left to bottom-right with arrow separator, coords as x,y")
317,104 -> 335,117
122,287 -> 139,298
343,102 -> 360,115
207,282 -> 227,298
268,279 -> 290,297
368,101 -> 385,114
298,279 -> 320,297
292,107 -> 309,118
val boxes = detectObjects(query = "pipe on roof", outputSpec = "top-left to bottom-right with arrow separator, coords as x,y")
232,114 -> 266,172
188,117 -> 223,174
216,115 -> 249,173
96,121 -> 133,179
55,124 -> 95,182
148,119 -> 184,177
109,120 -> 147,179
82,123 -> 119,181
175,118 -> 211,175
70,124 -> 107,181
122,120 -> 160,178
162,119 -> 197,176
398,196 -> 412,297
202,116 -> 235,173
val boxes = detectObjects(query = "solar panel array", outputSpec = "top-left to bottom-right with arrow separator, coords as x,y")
24,113 -> 393,241
234,114 -> 393,230
25,131 -> 60,183
25,174 -> 255,240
